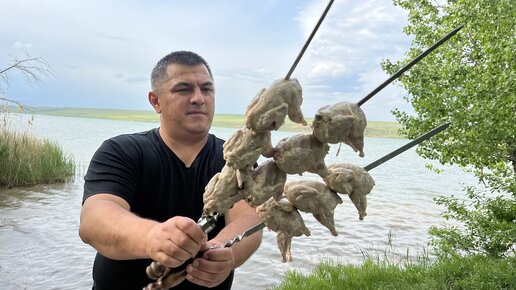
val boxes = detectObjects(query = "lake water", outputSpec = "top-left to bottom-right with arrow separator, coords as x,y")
0,114 -> 477,289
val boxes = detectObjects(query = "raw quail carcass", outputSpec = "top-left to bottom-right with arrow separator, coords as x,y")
256,198 -> 310,262
203,166 -> 252,215
284,180 -> 343,236
312,102 -> 367,157
323,163 -> 375,220
256,198 -> 310,237
223,127 -> 274,170
246,160 -> 287,207
276,231 -> 293,262
245,78 -> 307,132
273,133 -> 330,177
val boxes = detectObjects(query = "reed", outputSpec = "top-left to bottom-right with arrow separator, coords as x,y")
0,128 -> 75,188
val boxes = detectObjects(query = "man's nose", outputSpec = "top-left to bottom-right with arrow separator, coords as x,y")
190,87 -> 205,105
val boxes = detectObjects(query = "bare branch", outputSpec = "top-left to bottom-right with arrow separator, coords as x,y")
0,53 -> 53,109
1,95 -> 25,107
0,53 -> 54,93
0,96 -> 34,113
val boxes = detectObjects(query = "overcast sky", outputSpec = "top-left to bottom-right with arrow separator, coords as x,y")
1,0 -> 414,121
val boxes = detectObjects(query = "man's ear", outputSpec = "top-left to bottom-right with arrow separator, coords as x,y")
148,91 -> 161,113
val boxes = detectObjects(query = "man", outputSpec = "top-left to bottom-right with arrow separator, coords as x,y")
79,51 -> 263,290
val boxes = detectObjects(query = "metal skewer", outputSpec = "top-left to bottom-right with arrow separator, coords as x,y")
144,213 -> 221,287
357,25 -> 464,106
285,0 -> 334,80
221,222 -> 266,247
144,221 -> 266,290
363,122 -> 450,171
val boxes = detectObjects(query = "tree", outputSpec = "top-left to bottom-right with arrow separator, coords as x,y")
382,0 -> 515,257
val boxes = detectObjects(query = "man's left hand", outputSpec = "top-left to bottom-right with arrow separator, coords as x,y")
185,244 -> 235,287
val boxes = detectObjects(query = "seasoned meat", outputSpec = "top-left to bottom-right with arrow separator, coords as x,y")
312,102 -> 367,157
223,128 -> 274,170
284,180 -> 343,236
245,78 -> 307,132
256,198 -> 310,237
323,163 -> 375,220
256,198 -> 310,262
203,166 -> 252,215
246,160 -> 287,207
273,133 -> 330,177
276,231 -> 293,262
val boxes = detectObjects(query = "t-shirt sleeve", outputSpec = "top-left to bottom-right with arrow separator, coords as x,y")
83,138 -> 139,206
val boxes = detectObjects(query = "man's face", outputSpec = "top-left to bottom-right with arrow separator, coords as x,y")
151,63 -> 215,137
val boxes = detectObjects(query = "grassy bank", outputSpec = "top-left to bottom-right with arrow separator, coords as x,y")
271,255 -> 515,290
0,127 -> 75,188
32,107 -> 404,139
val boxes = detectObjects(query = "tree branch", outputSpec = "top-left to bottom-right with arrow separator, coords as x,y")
0,53 -> 53,109
0,54 -> 53,92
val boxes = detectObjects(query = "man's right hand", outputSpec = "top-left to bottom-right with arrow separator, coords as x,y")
145,216 -> 207,268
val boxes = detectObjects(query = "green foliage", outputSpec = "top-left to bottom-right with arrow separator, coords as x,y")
383,0 -> 515,257
271,255 -> 516,290
0,127 -> 75,188
430,186 -> 516,258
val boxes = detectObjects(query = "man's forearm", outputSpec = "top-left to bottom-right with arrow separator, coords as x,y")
79,195 -> 157,260
226,219 -> 262,268
213,201 -> 263,267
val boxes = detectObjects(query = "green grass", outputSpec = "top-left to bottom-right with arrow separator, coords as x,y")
270,255 -> 516,290
0,127 -> 75,188
31,107 -> 404,139
32,107 -> 161,122
364,121 -> 403,139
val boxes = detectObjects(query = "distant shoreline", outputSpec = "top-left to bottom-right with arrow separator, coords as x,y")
27,107 -> 404,139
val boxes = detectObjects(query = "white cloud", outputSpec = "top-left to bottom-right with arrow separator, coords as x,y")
13,41 -> 33,50
295,0 -> 410,79
309,60 -> 346,78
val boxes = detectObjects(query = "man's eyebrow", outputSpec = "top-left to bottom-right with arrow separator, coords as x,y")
172,81 -> 214,88
172,82 -> 193,88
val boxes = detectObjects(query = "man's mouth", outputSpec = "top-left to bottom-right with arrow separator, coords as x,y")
187,110 -> 206,115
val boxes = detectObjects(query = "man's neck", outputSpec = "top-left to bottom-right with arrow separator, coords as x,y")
159,128 -> 208,167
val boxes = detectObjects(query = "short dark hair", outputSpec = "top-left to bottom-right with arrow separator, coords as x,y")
151,51 -> 212,92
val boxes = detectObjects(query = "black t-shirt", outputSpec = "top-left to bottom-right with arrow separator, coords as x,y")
83,128 -> 232,290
